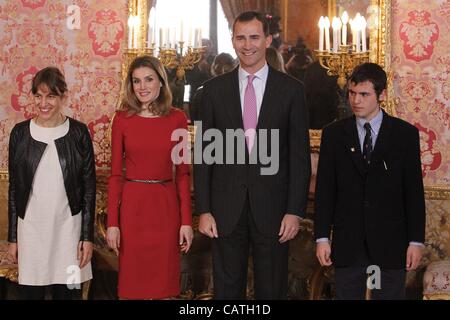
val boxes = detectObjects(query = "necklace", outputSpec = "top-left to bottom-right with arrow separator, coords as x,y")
139,104 -> 159,118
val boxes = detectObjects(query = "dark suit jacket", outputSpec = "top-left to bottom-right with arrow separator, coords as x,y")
314,111 -> 426,269
194,66 -> 311,237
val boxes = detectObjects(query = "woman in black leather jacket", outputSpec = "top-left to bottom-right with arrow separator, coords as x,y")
7,67 -> 96,300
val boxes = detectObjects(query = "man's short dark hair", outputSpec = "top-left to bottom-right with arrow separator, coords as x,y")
233,11 -> 270,37
349,62 -> 387,99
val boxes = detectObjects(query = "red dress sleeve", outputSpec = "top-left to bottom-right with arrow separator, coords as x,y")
107,112 -> 125,227
174,111 -> 192,226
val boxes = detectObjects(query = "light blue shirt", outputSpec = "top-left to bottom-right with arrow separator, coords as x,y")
356,108 -> 383,153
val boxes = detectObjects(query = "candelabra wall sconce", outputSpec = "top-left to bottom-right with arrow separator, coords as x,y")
124,0 -> 205,82
158,44 -> 205,80
315,45 -> 370,119
315,11 -> 371,120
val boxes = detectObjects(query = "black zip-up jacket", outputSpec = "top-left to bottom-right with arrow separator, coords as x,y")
8,117 -> 96,243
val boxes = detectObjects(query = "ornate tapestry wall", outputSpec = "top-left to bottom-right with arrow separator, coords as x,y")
0,0 -> 128,172
391,0 -> 449,262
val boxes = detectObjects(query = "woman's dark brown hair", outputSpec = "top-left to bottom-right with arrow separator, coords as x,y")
120,56 -> 172,116
31,67 -> 68,96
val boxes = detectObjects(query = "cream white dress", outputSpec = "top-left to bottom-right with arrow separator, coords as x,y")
17,119 -> 92,286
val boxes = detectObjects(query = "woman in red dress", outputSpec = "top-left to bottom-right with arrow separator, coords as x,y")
106,56 -> 193,299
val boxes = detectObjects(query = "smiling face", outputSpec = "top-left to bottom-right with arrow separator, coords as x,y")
33,84 -> 65,123
132,66 -> 162,107
232,18 -> 272,74
348,80 -> 386,121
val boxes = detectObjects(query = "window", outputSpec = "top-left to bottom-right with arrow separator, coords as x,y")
153,0 -> 235,57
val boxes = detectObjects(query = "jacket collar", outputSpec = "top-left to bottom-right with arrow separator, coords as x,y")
227,65 -> 279,130
343,109 -> 392,177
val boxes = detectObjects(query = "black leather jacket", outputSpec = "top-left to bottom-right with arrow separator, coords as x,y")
8,117 -> 96,243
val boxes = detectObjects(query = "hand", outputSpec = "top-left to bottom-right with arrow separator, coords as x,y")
179,225 -> 194,253
106,226 -> 121,256
278,214 -> 301,243
316,241 -> 333,266
77,241 -> 93,268
7,242 -> 18,264
406,244 -> 423,271
198,213 -> 218,238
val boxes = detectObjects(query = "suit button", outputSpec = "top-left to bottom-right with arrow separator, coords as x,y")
364,201 -> 370,207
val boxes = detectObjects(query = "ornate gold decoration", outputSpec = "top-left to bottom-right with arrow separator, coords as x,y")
315,46 -> 371,90
372,0 -> 397,116
0,266 -> 18,283
0,170 -> 8,181
424,187 -> 450,200
160,45 -> 206,80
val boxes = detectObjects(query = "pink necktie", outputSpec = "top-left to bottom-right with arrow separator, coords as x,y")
243,74 -> 257,151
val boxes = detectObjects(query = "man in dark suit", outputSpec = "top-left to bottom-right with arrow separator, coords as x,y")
314,62 -> 425,300
194,11 -> 311,299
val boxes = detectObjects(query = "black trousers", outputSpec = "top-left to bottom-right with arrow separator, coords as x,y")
212,194 -> 288,300
334,242 -> 406,300
20,284 -> 80,300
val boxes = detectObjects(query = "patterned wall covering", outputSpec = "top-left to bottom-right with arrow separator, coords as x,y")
0,0 -> 128,171
391,0 -> 449,187
424,199 -> 450,262
391,0 -> 449,263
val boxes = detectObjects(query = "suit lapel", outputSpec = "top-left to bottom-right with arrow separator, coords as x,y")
343,116 -> 367,177
226,67 -> 244,129
256,66 -> 277,130
370,110 -> 393,164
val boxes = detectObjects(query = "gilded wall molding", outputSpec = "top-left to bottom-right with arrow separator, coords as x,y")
374,0 -> 398,117
424,187 -> 450,200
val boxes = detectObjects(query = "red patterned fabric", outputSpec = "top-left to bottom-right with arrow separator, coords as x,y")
0,0 -> 128,170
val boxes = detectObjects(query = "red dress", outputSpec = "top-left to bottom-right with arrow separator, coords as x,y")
107,108 -> 192,299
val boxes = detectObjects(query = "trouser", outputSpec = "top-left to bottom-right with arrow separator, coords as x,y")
334,242 -> 406,300
212,194 -> 288,299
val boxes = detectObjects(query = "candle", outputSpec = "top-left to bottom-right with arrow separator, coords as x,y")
336,17 -> 342,50
127,16 -> 133,49
148,8 -> 155,47
349,19 -> 355,49
341,11 -> 348,45
134,15 -> 140,49
324,17 -> 330,51
198,28 -> 202,47
194,28 -> 199,47
332,17 -> 339,53
318,16 -> 324,51
188,28 -> 193,47
180,20 -> 184,42
159,27 -> 163,48
355,13 -> 361,52
166,28 -> 170,48
361,16 -> 367,52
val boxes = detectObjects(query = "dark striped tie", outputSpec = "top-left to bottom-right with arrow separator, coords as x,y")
363,122 -> 373,165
